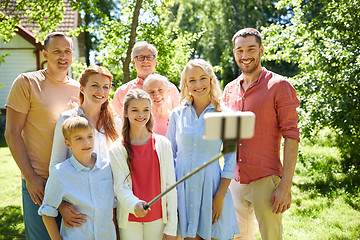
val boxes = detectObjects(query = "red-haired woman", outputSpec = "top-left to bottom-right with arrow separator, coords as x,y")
50,65 -> 121,228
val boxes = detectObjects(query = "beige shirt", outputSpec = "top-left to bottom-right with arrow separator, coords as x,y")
6,70 -> 80,179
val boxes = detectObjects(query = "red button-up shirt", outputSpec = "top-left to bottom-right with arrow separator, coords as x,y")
223,68 -> 300,184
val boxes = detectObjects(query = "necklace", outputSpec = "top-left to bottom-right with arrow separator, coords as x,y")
44,69 -> 69,83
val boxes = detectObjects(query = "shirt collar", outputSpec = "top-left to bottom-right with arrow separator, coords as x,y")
184,101 -> 215,111
69,154 -> 100,172
239,67 -> 267,85
135,76 -> 144,85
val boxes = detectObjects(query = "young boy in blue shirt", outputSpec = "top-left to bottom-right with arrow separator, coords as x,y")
38,115 -> 116,240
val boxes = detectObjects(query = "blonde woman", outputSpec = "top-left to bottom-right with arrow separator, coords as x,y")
166,59 -> 239,240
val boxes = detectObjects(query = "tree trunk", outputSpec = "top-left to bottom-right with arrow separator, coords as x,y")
84,11 -> 91,66
123,0 -> 143,84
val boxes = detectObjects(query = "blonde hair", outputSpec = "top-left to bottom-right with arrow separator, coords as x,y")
78,65 -> 119,142
62,115 -> 94,140
180,59 -> 223,112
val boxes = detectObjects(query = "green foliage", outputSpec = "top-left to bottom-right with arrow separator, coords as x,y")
74,0 -> 119,65
163,0 -> 291,85
262,0 -> 360,172
95,0 -> 197,88
71,60 -> 88,80
0,0 -> 97,43
0,0 -> 66,42
0,52 -> 10,71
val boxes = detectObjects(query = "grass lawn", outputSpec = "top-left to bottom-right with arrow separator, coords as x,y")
0,132 -> 359,239
0,146 -> 25,239
280,143 -> 360,240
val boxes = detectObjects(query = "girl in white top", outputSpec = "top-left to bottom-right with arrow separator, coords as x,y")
109,89 -> 177,240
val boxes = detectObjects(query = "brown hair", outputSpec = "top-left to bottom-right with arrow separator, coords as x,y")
62,115 -> 94,140
122,89 -> 153,173
232,28 -> 262,47
78,65 -> 119,141
43,32 -> 73,50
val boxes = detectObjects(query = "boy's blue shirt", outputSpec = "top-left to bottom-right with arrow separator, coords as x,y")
38,155 -> 116,240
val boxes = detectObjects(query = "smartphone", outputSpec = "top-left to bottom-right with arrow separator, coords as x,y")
204,111 -> 255,140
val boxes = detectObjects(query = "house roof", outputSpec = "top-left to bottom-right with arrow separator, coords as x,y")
1,0 -> 79,40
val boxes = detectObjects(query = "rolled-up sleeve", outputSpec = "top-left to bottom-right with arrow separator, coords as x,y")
38,170 -> 63,217
275,80 -> 300,141
221,147 -> 236,179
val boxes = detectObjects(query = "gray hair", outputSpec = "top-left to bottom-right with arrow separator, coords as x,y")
131,41 -> 158,61
143,73 -> 169,89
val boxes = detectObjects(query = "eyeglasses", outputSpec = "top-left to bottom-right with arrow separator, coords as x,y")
135,55 -> 156,61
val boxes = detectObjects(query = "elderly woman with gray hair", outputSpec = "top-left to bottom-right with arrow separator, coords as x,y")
143,73 -> 173,136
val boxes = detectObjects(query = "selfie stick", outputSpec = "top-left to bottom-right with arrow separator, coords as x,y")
143,116 -> 241,210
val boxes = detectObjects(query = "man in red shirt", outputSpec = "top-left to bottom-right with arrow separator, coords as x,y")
222,28 -> 300,240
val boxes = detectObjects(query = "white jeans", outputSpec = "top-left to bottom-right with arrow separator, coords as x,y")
120,219 -> 165,240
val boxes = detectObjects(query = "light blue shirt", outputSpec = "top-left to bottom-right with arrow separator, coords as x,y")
166,103 -> 239,240
50,107 -> 122,169
38,155 -> 116,240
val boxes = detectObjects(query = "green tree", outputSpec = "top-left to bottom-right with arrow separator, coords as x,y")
163,0 -> 290,85
95,0 -> 198,88
262,0 -> 360,172
0,0 -> 100,42
0,0 -> 65,42
0,0 -> 97,68
79,0 -> 119,65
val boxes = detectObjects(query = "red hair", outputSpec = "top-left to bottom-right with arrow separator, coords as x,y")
78,66 -> 119,141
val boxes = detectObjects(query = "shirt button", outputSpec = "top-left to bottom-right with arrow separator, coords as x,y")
239,143 -> 242,146
190,204 -> 193,207
239,159 -> 242,162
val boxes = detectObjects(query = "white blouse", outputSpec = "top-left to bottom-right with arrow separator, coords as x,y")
50,107 -> 122,170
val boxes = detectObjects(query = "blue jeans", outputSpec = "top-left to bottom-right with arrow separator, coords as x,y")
22,179 -> 61,240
